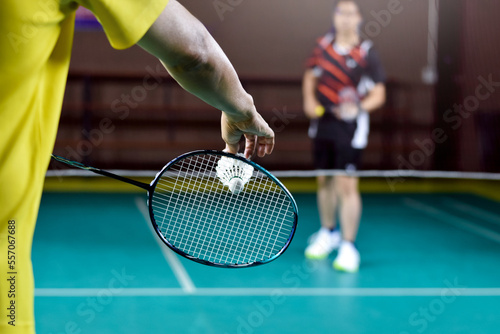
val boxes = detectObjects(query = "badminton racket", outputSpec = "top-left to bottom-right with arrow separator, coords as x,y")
51,151 -> 298,268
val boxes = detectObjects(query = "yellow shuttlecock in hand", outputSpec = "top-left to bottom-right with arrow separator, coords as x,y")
315,105 -> 325,117
216,155 -> 254,195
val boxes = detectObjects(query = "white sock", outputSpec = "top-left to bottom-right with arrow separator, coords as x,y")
341,240 -> 356,249
320,227 -> 331,234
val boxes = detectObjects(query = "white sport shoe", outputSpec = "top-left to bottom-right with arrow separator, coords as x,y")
333,241 -> 360,273
305,228 -> 341,259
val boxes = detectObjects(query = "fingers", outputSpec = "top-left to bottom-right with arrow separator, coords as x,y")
221,113 -> 242,154
252,113 -> 275,155
244,134 -> 256,159
221,112 -> 275,159
263,135 -> 274,155
249,119 -> 274,158
254,133 -> 274,158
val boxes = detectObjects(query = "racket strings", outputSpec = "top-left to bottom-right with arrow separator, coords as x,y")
245,176 -> 290,260
153,156 -> 242,255
166,177 -> 292,255
150,154 -> 295,266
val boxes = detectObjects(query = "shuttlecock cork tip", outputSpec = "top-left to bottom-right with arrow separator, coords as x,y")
228,178 -> 244,195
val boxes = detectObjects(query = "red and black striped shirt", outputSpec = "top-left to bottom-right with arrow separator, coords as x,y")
306,33 -> 386,108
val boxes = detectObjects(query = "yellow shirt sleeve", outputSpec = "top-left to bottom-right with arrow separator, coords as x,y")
76,0 -> 169,49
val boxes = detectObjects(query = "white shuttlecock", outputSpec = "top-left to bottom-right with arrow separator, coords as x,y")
216,155 -> 253,195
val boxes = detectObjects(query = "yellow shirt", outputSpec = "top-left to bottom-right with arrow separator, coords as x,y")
0,0 -> 168,332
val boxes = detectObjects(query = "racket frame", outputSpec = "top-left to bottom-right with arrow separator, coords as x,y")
147,150 -> 298,268
52,150 -> 298,268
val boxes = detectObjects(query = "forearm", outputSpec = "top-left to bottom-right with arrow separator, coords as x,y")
137,0 -> 273,157
303,70 -> 319,104
161,51 -> 254,122
360,83 -> 386,113
138,0 -> 254,121
303,70 -> 320,118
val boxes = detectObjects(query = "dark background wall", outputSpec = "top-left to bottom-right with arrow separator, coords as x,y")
56,0 -> 500,172
459,1 -> 500,172
70,0 -> 430,82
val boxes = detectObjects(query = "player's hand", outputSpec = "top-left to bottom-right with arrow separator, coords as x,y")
304,99 -> 323,119
333,102 -> 359,121
221,111 -> 275,159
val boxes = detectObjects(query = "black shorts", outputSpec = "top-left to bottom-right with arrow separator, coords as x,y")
313,137 -> 363,171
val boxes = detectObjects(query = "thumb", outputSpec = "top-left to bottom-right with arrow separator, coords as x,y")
221,113 -> 243,154
224,142 -> 240,154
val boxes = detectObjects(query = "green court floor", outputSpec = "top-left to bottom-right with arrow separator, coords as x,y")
33,192 -> 500,334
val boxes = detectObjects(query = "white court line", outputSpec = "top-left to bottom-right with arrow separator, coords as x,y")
442,198 -> 500,227
403,198 -> 500,244
35,287 -> 500,297
134,197 -> 196,294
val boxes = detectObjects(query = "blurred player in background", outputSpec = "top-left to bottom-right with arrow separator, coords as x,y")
0,0 -> 274,332
303,0 -> 386,272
